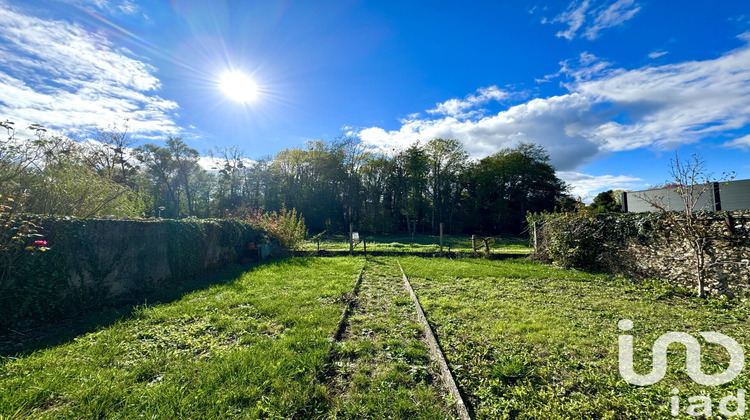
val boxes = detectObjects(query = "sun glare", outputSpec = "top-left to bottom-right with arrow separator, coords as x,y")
219,71 -> 258,103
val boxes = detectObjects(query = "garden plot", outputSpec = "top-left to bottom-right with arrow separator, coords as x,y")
399,256 -> 750,419
0,258 -> 362,419
322,258 -> 457,419
7,254 -> 748,419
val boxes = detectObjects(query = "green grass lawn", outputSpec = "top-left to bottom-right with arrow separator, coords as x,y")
0,258 -> 364,419
4,255 -> 749,419
300,234 -> 532,254
0,257 -> 455,419
399,256 -> 750,419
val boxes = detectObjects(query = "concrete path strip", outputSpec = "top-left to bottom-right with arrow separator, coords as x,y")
397,260 -> 473,420
333,266 -> 365,342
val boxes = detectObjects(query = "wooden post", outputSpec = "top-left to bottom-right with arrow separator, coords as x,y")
363,238 -> 367,257
439,223 -> 444,255
471,235 -> 476,253
533,222 -> 538,253
483,237 -> 490,256
349,222 -> 354,255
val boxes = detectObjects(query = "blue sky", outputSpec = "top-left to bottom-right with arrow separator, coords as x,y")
1,0 -> 749,200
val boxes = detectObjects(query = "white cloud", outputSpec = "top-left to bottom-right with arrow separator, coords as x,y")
550,0 -> 640,40
558,171 -> 643,202
360,93 -> 602,170
560,52 -> 615,82
536,51 -> 615,84
552,0 -> 591,40
117,0 -> 139,15
62,0 -> 140,16
357,35 -> 750,193
584,0 -> 641,39
573,41 -> 750,151
648,50 -> 668,59
197,156 -> 256,172
724,134 -> 750,150
0,3 -> 178,137
427,85 -> 507,119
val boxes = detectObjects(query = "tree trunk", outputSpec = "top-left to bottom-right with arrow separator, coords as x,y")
696,245 -> 706,298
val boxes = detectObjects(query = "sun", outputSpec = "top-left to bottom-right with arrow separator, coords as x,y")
219,71 -> 258,103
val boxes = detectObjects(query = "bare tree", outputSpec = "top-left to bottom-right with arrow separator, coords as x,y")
0,121 -> 48,187
639,154 -> 734,297
85,121 -> 135,185
209,146 -> 248,214
166,137 -> 200,216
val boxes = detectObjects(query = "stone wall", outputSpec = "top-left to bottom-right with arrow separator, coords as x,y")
0,218 -> 271,328
533,211 -> 750,297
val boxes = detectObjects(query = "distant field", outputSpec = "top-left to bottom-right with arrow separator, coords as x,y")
300,234 -> 532,254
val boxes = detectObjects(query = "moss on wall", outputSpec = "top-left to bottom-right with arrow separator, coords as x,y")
531,211 -> 750,297
0,218 -> 266,329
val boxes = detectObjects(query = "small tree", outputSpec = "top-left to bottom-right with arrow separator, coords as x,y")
639,154 -> 734,297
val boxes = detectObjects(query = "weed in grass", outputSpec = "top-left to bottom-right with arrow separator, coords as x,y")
490,354 -> 532,385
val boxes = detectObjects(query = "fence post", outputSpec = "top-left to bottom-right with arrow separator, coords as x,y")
533,221 -> 538,253
439,223 -> 444,256
471,235 -> 476,253
349,222 -> 354,255
363,238 -> 367,257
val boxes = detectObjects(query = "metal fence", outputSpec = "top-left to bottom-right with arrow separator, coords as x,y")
622,179 -> 750,212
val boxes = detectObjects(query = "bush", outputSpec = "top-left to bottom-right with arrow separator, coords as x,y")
0,194 -> 47,288
527,210 -> 657,270
236,207 -> 308,250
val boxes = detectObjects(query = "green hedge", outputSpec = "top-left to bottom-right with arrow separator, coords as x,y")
527,211 -> 659,271
1,217 -> 265,329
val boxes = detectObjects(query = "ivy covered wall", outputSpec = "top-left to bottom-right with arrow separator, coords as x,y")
1,218 -> 267,329
530,211 -> 750,297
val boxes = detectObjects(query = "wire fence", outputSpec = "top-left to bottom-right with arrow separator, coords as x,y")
299,234 -> 532,255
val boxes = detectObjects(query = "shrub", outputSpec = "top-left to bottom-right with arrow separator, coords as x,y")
527,210 -> 657,271
236,207 -> 308,250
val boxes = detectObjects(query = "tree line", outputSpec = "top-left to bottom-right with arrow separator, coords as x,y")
0,121 -> 570,235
